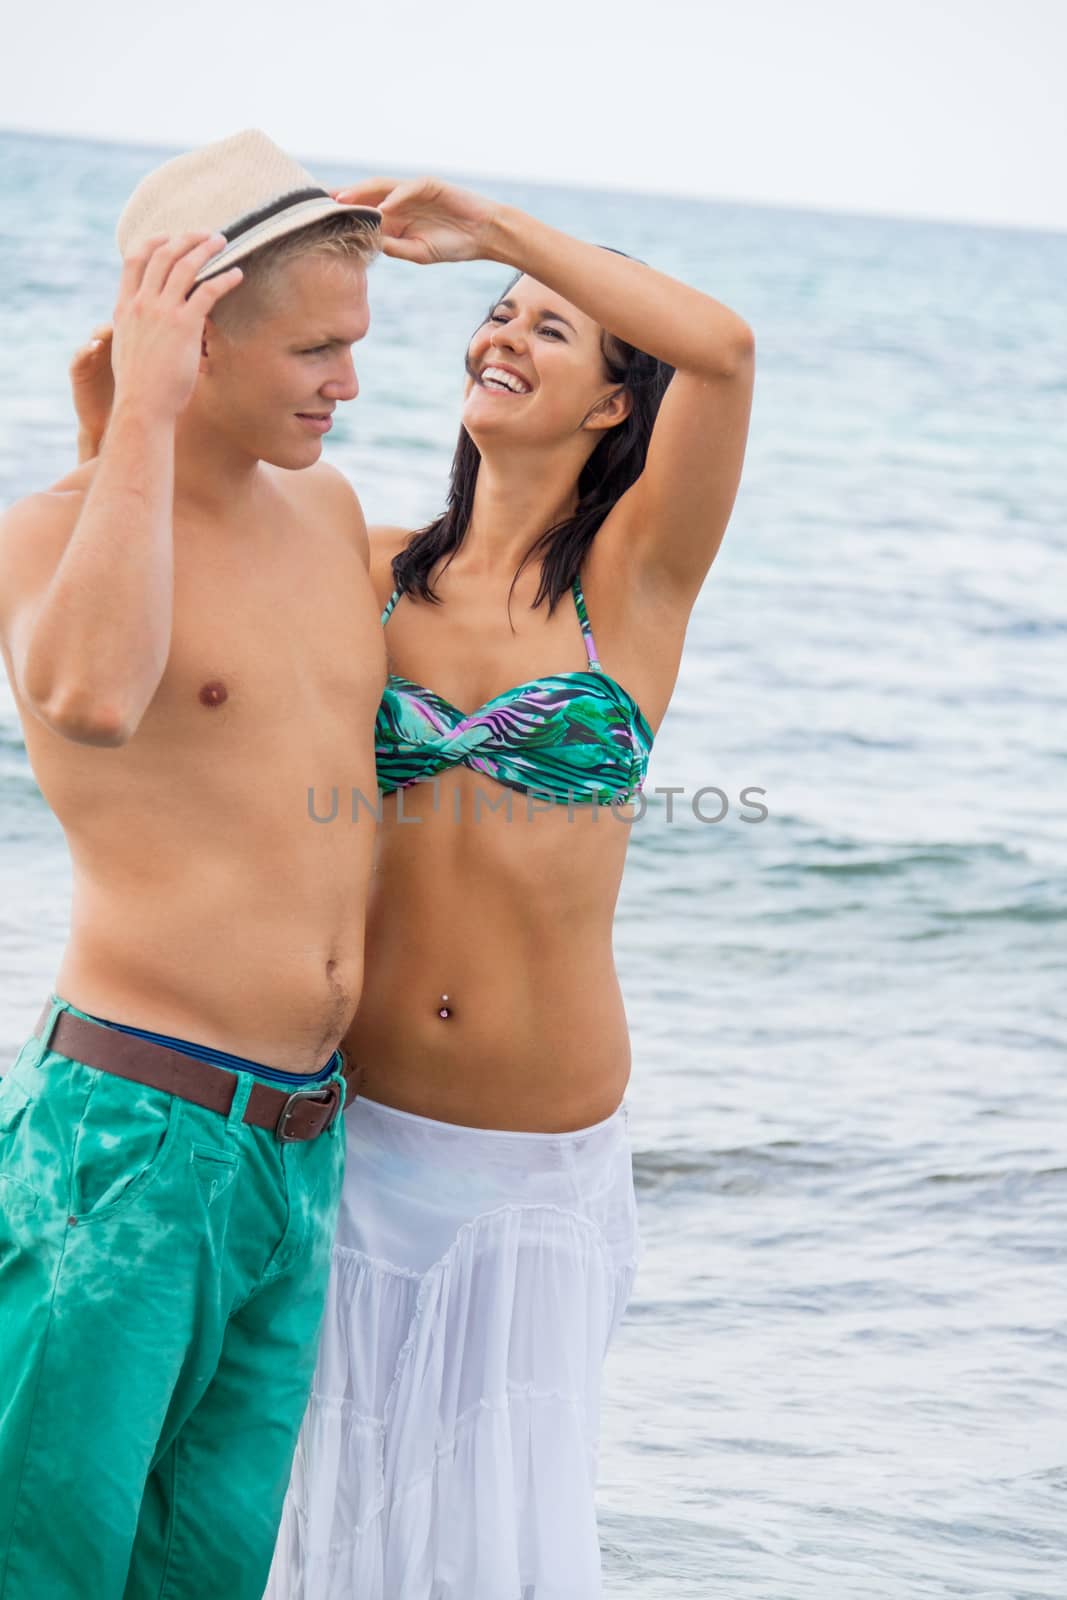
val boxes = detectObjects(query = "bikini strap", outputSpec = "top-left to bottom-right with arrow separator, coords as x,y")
571,576 -> 602,672
381,589 -> 402,628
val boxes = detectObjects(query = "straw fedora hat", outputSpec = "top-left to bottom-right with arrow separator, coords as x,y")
116,129 -> 381,284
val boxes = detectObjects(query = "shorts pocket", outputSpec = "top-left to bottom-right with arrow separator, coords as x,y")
0,1074 -> 32,1138
191,1145 -> 239,1208
0,1171 -> 40,1217
0,1076 -> 39,1213
69,1074 -> 186,1224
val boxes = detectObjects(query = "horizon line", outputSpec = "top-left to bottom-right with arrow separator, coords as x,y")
2,122 -> 1065,242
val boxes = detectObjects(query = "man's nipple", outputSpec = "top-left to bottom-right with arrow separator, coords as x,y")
198,680 -> 229,708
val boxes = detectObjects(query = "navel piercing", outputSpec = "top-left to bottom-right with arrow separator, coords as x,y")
438,994 -> 452,1020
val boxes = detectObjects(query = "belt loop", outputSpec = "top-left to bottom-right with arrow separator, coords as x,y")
36,995 -> 66,1062
225,1068 -> 254,1133
329,1052 -> 348,1133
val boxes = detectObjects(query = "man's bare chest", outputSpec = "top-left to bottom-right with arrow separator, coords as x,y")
148,536 -> 385,740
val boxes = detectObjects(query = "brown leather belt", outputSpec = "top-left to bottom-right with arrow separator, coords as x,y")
35,1005 -> 362,1143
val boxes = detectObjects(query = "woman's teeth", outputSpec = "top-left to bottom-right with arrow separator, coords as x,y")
481,366 -> 531,395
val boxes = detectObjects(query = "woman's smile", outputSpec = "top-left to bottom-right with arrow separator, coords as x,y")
479,362 -> 533,395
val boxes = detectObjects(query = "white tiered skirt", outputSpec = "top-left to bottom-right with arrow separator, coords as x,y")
263,1091 -> 641,1600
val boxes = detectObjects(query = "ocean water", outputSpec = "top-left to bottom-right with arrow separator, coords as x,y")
1,129 -> 1065,1597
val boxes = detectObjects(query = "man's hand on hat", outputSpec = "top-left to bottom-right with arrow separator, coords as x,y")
111,233 -> 243,422
332,178 -> 499,266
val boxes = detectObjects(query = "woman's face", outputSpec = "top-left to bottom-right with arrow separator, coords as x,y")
462,274 -> 626,447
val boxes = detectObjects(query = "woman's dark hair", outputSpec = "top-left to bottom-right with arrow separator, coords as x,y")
391,256 -> 675,618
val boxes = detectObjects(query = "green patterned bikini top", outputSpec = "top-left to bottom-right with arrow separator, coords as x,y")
375,577 -> 654,805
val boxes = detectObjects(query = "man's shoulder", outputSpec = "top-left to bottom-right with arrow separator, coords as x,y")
267,460 -> 369,560
273,459 -> 362,514
0,462 -> 97,549
0,465 -> 98,632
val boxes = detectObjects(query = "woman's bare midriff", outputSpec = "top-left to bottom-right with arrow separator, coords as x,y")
345,770 -> 637,1132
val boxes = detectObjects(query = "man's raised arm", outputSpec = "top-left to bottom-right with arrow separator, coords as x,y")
0,233 -> 242,746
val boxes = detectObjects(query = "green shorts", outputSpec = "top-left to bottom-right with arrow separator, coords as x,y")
0,994 -> 346,1600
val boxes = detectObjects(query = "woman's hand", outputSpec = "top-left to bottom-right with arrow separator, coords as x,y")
332,178 -> 501,265
70,325 -> 115,462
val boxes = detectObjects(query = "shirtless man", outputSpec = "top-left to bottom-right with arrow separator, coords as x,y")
0,132 -> 383,1600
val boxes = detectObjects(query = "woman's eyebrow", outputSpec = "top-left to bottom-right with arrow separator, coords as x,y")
496,298 -> 577,334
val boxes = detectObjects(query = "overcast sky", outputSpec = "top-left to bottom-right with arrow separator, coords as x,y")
2,0 -> 1063,232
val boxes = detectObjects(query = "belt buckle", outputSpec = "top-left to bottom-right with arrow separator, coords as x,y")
276,1079 -> 343,1143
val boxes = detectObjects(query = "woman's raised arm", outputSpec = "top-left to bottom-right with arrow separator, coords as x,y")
337,177 -> 754,601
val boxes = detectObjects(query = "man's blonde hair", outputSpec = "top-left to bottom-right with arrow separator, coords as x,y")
212,213 -> 380,332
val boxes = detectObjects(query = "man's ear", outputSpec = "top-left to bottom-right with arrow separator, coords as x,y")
200,316 -> 219,371
582,386 -> 632,433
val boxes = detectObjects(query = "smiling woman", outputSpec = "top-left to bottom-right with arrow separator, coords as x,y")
258,175 -> 755,1600
396,264 -> 674,613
